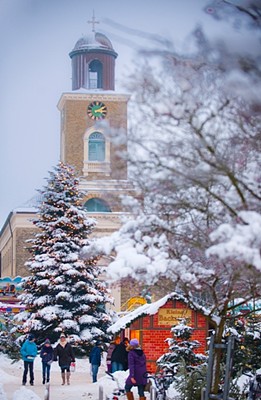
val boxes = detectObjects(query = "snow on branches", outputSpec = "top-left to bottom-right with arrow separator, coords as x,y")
17,163 -> 113,353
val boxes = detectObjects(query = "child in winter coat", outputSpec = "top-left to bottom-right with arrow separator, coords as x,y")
40,338 -> 54,384
53,333 -> 75,385
20,333 -> 38,386
89,341 -> 102,382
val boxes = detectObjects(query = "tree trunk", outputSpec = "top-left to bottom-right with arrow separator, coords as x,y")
211,318 -> 226,395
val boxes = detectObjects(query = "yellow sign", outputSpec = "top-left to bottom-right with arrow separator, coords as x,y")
127,297 -> 147,310
158,309 -> 192,326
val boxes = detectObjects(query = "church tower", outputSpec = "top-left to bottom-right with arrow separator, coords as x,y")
57,18 -> 134,310
0,17 -> 136,311
57,19 -> 131,218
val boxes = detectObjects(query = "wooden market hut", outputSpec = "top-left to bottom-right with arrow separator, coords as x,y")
108,292 -> 209,372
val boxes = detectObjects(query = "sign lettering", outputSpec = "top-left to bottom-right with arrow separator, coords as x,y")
158,309 -> 192,326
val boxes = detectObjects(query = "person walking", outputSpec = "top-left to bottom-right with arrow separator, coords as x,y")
40,338 -> 54,384
111,337 -> 129,372
89,341 -> 102,383
20,333 -> 38,386
125,338 -> 147,400
53,333 -> 75,385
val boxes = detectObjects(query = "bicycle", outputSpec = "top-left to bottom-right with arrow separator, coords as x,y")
105,371 -> 126,400
145,370 -> 175,400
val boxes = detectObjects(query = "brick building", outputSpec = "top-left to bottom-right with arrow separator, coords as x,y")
109,292 -> 209,372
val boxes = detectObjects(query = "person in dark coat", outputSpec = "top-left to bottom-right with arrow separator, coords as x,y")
111,337 -> 129,372
106,336 -> 120,372
40,338 -> 54,384
125,338 -> 147,400
53,333 -> 75,385
20,333 -> 38,386
122,337 -> 129,370
89,341 -> 102,382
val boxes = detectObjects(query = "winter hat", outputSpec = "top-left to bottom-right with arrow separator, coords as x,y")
130,338 -> 139,347
60,333 -> 66,338
44,338 -> 51,344
28,333 -> 35,341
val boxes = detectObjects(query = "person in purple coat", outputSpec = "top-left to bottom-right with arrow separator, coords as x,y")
125,338 -> 147,400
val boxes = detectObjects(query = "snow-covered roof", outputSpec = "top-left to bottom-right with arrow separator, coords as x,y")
57,91 -> 131,110
70,32 -> 117,57
11,195 -> 41,216
13,207 -> 38,214
59,88 -> 130,97
0,195 -> 41,233
108,292 -> 193,334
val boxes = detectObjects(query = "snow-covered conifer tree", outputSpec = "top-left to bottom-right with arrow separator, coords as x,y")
226,313 -> 261,377
157,319 -> 207,373
157,319 -> 207,400
17,162 -> 113,353
0,313 -> 21,361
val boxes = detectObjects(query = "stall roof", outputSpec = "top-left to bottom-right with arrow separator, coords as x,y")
108,292 -> 199,334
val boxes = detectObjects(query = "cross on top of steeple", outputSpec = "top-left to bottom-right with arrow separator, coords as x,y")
88,10 -> 99,32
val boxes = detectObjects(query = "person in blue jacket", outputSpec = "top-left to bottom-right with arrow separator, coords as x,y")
40,338 -> 54,384
20,333 -> 38,386
89,341 -> 102,383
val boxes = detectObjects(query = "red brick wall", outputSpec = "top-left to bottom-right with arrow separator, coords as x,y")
127,299 -> 208,372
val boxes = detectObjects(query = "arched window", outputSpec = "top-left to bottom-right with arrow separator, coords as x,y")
88,132 -> 105,161
88,60 -> 103,89
84,198 -> 111,212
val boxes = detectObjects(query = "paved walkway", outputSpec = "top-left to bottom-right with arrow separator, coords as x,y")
2,359 -> 102,400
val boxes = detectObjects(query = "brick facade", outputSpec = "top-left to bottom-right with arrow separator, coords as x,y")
110,294 -> 209,372
0,212 -> 38,278
58,93 -> 129,180
15,227 -> 38,277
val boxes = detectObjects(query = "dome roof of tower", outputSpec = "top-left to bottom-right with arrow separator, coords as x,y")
72,32 -> 115,52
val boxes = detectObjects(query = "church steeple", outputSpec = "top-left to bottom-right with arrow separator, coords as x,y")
58,16 -> 130,182
69,19 -> 118,91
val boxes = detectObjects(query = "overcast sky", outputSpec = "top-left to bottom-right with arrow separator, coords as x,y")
0,0 -> 250,228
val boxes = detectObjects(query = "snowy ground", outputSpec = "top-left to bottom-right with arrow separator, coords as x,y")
0,352 -> 183,400
0,353 -> 251,400
0,353 -> 131,400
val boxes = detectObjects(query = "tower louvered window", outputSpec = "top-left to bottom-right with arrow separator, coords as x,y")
88,60 -> 103,89
88,132 -> 105,161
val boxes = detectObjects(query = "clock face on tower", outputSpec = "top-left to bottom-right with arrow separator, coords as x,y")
87,101 -> 107,120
